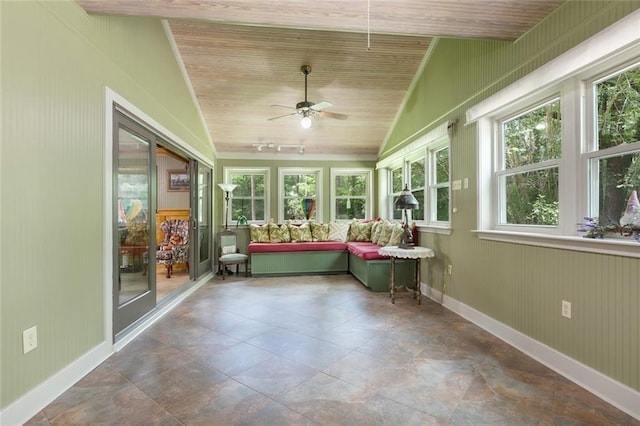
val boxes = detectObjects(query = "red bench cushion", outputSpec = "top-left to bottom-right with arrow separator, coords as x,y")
248,241 -> 347,253
346,242 -> 389,260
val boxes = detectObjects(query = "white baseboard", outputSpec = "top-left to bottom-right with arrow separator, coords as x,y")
0,272 -> 213,426
0,342 -> 113,426
422,283 -> 640,420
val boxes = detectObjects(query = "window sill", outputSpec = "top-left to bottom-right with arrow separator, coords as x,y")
417,224 -> 452,235
473,229 -> 640,259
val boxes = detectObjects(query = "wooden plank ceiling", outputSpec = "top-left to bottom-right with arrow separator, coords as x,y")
77,1 -> 564,158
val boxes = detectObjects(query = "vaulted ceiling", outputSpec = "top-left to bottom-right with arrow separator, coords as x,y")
76,1 -> 565,159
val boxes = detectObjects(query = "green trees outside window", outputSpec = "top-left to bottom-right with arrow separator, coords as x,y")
501,99 -> 561,225
230,173 -> 265,223
593,65 -> 640,223
283,173 -> 317,220
335,174 -> 367,219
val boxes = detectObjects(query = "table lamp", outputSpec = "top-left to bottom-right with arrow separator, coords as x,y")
394,184 -> 419,249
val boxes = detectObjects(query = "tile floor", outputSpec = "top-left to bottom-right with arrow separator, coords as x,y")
27,274 -> 638,425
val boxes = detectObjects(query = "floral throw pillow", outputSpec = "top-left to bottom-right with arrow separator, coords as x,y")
387,223 -> 405,246
288,223 -> 312,242
327,221 -> 349,242
310,222 -> 329,242
268,223 -> 291,243
370,221 -> 383,245
377,220 -> 394,246
250,223 -> 270,243
348,220 -> 372,242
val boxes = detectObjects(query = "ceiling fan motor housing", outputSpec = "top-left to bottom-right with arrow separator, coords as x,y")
296,100 -> 314,110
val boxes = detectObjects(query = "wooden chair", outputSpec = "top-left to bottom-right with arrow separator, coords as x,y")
217,230 -> 248,279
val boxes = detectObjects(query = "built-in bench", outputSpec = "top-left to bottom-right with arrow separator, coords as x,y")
248,241 -> 349,276
248,235 -> 418,292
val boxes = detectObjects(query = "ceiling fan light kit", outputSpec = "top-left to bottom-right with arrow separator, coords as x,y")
268,65 -> 348,125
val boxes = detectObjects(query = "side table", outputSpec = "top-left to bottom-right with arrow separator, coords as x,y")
378,245 -> 435,304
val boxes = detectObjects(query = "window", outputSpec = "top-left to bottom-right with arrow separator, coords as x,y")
331,168 -> 373,220
467,15 -> 640,256
587,64 -> 640,224
430,145 -> 450,223
409,157 -> 425,221
498,98 -> 561,227
390,165 -> 404,220
377,121 -> 452,229
224,168 -> 269,224
279,168 -> 322,222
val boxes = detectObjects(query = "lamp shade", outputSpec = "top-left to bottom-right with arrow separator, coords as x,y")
395,184 -> 419,210
218,183 -> 237,193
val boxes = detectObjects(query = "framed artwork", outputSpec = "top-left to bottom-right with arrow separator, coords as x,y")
168,169 -> 190,191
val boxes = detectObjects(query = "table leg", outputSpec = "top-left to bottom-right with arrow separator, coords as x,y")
390,257 -> 396,304
415,258 -> 421,305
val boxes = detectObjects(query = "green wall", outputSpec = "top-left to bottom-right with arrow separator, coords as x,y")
0,1 -> 211,408
381,1 -> 640,391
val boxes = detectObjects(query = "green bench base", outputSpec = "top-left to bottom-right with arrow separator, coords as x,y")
250,251 -> 348,276
249,250 -> 415,292
348,252 -> 416,292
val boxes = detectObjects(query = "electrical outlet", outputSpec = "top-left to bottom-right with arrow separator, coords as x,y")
447,264 -> 453,275
562,300 -> 571,319
23,326 -> 38,354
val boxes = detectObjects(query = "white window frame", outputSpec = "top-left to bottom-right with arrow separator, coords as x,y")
223,167 -> 270,225
389,162 -> 405,221
466,10 -> 640,258
494,96 -> 562,234
407,152 -> 426,222
330,168 -> 373,221
428,142 -> 450,225
377,121 -> 452,233
278,167 -> 323,223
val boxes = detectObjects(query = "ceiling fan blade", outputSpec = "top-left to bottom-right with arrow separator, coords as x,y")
318,110 -> 348,120
271,104 -> 298,110
310,101 -> 332,111
268,112 -> 298,121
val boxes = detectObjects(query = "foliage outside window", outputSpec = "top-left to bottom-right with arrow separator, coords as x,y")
410,158 -> 425,221
588,64 -> 640,226
380,123 -> 451,228
279,168 -> 321,222
499,98 -> 561,226
390,166 -> 404,220
331,169 -> 372,220
225,168 -> 268,224
431,147 -> 450,222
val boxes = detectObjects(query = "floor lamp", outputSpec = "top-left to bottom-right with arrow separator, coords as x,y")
395,184 -> 419,249
218,183 -> 237,230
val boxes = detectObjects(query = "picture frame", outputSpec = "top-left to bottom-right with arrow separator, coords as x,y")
167,169 -> 190,191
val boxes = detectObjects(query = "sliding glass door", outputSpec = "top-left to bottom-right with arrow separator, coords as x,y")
113,112 -> 156,337
193,160 -> 212,278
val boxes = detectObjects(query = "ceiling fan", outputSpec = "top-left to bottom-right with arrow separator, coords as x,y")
268,65 -> 348,128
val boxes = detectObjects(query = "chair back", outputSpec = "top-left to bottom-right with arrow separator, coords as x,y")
160,219 -> 190,246
217,230 -> 238,255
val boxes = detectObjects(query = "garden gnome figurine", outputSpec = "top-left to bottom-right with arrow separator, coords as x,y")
620,190 -> 640,226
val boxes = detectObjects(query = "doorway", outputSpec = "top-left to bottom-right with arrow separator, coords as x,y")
112,108 -> 213,340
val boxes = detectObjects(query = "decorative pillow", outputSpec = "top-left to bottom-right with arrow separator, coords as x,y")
327,221 -> 349,242
250,223 -> 270,243
310,222 -> 329,242
288,223 -> 312,242
387,223 -> 405,246
370,221 -> 383,245
348,220 -> 372,242
222,245 -> 236,254
377,220 -> 394,246
268,223 -> 291,243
